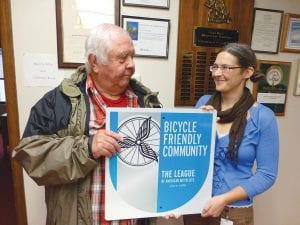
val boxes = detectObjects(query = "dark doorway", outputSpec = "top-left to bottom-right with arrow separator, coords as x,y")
0,114 -> 17,225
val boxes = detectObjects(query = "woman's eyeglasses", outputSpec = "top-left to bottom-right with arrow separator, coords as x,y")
209,65 -> 245,74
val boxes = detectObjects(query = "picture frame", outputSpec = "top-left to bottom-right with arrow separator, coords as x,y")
294,60 -> 300,96
280,13 -> 300,53
0,48 -> 3,79
122,0 -> 170,9
253,60 -> 291,116
122,15 -> 170,58
55,0 -> 120,68
0,49 -> 5,102
251,8 -> 283,54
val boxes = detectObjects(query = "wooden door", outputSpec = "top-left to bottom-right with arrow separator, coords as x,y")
0,0 -> 28,225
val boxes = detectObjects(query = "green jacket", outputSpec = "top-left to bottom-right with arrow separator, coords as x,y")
13,66 -> 162,225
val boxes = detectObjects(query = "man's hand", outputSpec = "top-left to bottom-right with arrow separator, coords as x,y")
91,130 -> 123,159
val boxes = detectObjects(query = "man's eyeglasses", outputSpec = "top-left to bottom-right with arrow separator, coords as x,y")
209,65 -> 245,74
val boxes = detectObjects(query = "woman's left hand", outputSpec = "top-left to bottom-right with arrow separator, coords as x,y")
201,195 -> 227,217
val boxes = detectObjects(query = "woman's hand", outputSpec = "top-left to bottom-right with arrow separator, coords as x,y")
199,105 -> 220,122
199,105 -> 215,111
202,186 -> 248,217
201,195 -> 227,217
163,214 -> 181,219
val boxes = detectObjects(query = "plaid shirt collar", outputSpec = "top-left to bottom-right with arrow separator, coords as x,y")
86,74 -> 139,129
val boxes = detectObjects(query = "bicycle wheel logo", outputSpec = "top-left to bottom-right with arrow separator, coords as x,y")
117,116 -> 160,166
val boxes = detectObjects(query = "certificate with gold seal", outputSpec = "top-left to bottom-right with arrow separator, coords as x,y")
105,108 -> 216,220
266,65 -> 283,86
254,60 -> 291,116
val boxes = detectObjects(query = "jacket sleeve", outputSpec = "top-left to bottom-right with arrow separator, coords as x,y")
12,88 -> 98,186
129,78 -> 163,108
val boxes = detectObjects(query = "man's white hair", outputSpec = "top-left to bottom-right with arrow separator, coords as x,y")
85,23 -> 131,73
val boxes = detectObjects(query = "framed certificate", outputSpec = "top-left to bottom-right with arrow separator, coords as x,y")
122,16 -> 170,58
123,0 -> 170,9
294,60 -> 300,96
55,0 -> 120,68
105,108 -> 217,219
251,8 -> 283,54
253,60 -> 291,116
280,13 -> 300,53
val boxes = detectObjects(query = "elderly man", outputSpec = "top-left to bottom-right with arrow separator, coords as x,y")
13,23 -> 161,225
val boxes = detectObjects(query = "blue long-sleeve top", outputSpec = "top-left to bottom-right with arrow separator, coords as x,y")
196,95 -> 279,206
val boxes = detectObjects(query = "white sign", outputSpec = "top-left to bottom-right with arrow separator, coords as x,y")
23,53 -> 63,87
105,108 -> 217,220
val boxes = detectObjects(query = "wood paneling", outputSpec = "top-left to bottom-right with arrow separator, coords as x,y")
175,0 -> 254,106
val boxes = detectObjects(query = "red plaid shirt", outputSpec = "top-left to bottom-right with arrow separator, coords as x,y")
86,75 -> 140,225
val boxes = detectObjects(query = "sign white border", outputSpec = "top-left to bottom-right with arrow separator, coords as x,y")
105,108 -> 216,220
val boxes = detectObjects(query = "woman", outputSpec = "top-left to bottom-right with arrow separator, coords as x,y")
184,43 -> 279,225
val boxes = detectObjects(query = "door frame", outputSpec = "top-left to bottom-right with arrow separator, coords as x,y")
0,0 -> 28,225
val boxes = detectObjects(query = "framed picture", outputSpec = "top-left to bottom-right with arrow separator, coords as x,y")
55,0 -> 120,68
0,48 -> 3,79
251,8 -> 283,54
123,0 -> 170,9
253,60 -> 291,116
122,16 -> 170,58
294,60 -> 300,96
280,13 -> 300,53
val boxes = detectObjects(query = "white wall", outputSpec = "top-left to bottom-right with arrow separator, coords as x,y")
11,1 -> 58,224
10,0 -> 300,225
